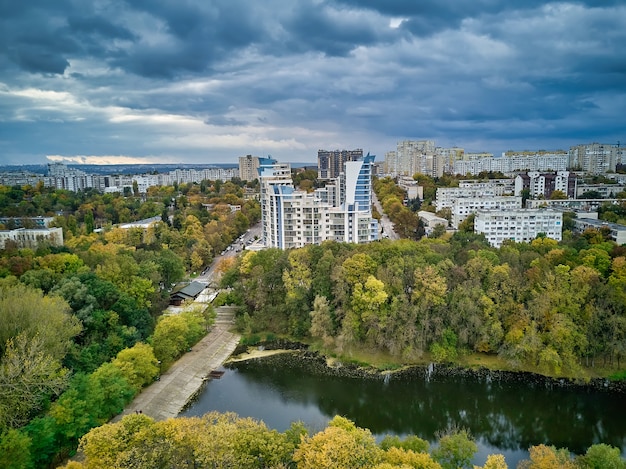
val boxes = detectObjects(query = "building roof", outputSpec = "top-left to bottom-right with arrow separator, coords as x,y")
170,281 -> 206,300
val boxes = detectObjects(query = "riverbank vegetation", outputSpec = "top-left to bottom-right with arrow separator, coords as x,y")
0,180 -> 260,467
223,231 -> 626,380
57,411 -> 625,469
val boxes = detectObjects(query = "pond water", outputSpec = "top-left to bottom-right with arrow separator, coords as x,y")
180,353 -> 626,467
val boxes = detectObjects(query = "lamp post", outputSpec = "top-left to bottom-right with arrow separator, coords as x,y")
157,360 -> 162,380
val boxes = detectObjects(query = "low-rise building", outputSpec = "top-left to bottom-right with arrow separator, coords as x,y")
418,211 -> 448,234
0,227 -> 64,249
397,176 -> 424,201
475,208 -> 563,248
571,217 -> 626,245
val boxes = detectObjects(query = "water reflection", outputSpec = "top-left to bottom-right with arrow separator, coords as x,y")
180,353 -> 626,467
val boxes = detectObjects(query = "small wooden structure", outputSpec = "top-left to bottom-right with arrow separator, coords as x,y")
169,281 -> 206,306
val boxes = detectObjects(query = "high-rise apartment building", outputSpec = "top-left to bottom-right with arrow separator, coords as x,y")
568,143 -> 620,174
317,149 -> 363,180
260,155 -> 378,249
239,154 -> 261,182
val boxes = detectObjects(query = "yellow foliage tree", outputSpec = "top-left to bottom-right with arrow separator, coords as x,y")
293,416 -> 382,469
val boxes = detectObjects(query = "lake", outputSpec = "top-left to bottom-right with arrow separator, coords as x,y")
180,352 -> 626,467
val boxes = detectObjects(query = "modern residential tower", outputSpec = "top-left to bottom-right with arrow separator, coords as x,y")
259,154 -> 378,249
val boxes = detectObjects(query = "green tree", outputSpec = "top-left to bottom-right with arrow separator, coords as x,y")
111,342 -> 159,392
577,443 -> 626,469
0,428 -> 32,469
0,334 -> 70,430
431,428 -> 477,469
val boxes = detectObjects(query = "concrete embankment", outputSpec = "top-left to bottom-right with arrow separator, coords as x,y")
113,306 -> 240,422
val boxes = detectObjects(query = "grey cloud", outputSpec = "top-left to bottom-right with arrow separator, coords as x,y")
204,116 -> 248,126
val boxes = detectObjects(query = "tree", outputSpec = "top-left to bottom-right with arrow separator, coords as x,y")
0,428 -> 32,469
293,416 -> 382,469
0,334 -> 70,430
310,295 -> 335,347
517,444 -> 575,469
111,342 -> 159,392
475,454 -> 508,469
577,443 -> 626,469
156,249 -> 185,288
381,446 -> 443,468
550,190 -> 567,200
431,428 -> 477,469
0,280 -> 81,360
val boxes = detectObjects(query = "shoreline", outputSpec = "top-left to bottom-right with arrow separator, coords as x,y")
226,343 -> 626,395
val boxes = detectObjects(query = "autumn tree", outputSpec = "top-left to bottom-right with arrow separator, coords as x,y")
293,416 -> 383,469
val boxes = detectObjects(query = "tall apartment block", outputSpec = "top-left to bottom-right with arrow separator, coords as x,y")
568,143 -> 621,174
260,155 -> 378,249
239,154 -> 261,182
384,140 -> 453,178
318,149 -> 364,180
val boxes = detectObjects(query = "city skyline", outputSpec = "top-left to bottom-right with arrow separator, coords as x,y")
1,1 -> 625,165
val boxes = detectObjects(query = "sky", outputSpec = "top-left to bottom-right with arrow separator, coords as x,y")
1,0 -> 625,166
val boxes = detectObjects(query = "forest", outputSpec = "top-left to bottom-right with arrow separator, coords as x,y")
0,179 -> 260,467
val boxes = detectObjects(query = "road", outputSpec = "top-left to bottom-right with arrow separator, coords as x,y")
372,191 -> 400,240
195,222 -> 263,286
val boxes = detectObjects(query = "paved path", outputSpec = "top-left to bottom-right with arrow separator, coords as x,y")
113,306 -> 240,422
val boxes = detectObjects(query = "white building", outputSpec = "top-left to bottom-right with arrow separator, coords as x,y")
0,227 -> 64,249
514,171 -> 576,199
259,155 -> 378,249
397,176 -> 424,201
451,196 -> 522,229
572,217 -> 626,245
418,211 -> 449,234
475,208 -> 563,248
453,152 -> 568,176
435,181 -> 515,211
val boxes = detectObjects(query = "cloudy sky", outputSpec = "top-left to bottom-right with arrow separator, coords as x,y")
1,0 -> 625,166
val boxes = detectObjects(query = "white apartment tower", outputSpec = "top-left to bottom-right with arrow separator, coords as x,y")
259,155 -> 378,249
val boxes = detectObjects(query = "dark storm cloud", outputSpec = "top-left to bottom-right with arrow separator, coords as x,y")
0,0 -> 624,163
281,3 -> 388,56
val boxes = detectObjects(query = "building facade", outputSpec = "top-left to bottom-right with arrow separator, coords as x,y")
453,152 -> 568,176
238,155 -> 261,182
0,227 -> 64,250
568,143 -> 620,174
317,149 -> 363,180
451,196 -> 523,229
514,171 -> 576,199
435,180 -> 515,211
475,208 -> 563,248
260,155 -> 378,249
